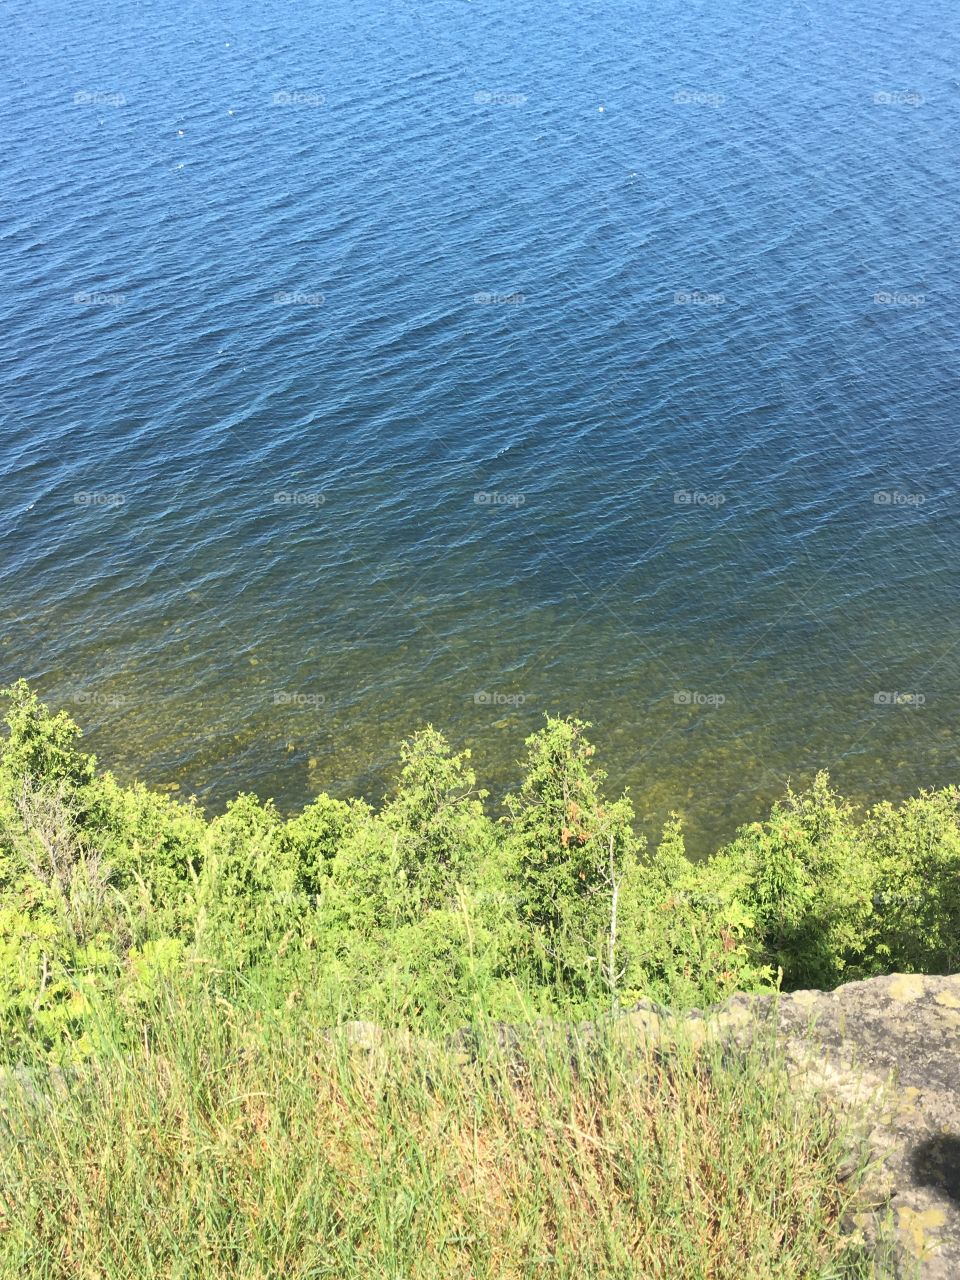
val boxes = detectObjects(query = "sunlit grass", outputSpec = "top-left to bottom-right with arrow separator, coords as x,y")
0,981 -> 889,1279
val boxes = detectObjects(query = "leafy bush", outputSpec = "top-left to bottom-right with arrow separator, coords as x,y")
194,794 -> 304,970
619,813 -> 770,1006
503,716 -> 639,1003
863,786 -> 960,973
715,773 -> 875,990
2,681 -> 960,1058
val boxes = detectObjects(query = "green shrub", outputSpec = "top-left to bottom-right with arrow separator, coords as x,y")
716,773 -> 875,989
620,813 -> 770,1005
503,716 -> 639,1003
0,679 -> 96,805
863,786 -> 960,973
282,791 -> 361,898
194,793 -> 304,970
3,681 -> 960,1055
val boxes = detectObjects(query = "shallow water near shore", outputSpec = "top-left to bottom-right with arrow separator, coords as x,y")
2,0 -> 959,852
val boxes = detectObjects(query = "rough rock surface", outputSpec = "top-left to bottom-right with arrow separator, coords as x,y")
610,973 -> 960,1279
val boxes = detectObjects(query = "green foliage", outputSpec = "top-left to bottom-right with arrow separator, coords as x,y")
863,786 -> 960,973
90,771 -> 205,936
718,773 -> 875,989
504,716 -> 639,1000
194,793 -> 304,970
0,785 -> 124,1060
0,979 -> 889,1280
378,725 -> 494,918
2,681 -> 960,1059
0,680 -> 96,804
619,814 -> 770,1005
282,791 -> 360,897
308,729 -> 505,1020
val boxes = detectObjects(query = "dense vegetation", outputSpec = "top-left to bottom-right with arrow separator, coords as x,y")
1,678 -> 958,1055
9,680 -> 955,1275
0,982 -> 887,1279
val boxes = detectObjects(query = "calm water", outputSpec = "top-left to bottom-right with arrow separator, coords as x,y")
2,0 -> 959,852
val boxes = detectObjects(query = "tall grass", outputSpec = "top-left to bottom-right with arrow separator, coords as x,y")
0,978 -> 889,1279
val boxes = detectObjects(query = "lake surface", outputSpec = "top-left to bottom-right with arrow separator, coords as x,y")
2,0 -> 959,852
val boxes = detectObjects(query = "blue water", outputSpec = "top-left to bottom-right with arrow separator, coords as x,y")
2,0 -> 959,851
